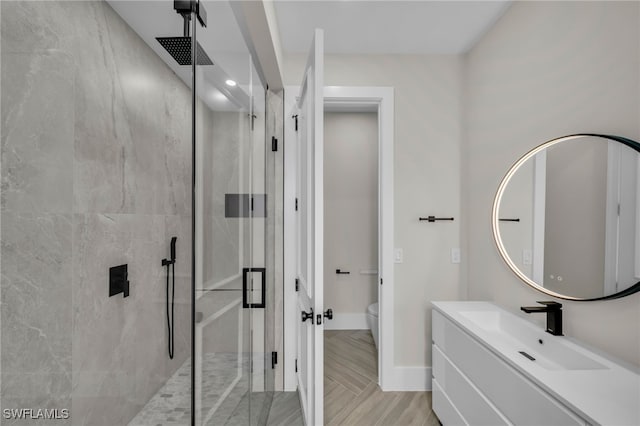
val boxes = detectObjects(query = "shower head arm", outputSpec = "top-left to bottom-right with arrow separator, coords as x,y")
181,13 -> 190,37
173,0 -> 207,35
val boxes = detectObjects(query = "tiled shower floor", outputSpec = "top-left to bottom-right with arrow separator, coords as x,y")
128,354 -> 301,426
129,353 -> 249,426
128,356 -> 191,426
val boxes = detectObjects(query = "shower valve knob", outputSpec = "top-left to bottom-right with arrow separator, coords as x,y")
301,309 -> 314,324
323,309 -> 333,320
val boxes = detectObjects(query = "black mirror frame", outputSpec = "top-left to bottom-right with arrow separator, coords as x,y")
492,133 -> 640,301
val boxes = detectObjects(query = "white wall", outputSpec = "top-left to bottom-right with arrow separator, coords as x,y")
464,1 -> 640,367
324,112 -> 378,325
285,55 -> 463,367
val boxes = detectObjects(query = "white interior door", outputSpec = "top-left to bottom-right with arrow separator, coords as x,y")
295,28 -> 324,426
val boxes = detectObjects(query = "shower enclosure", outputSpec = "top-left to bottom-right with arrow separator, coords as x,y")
191,3 -> 277,423
0,0 -> 279,425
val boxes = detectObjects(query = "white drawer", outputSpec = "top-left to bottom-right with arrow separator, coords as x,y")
432,379 -> 466,426
433,311 -> 585,426
433,344 -> 509,426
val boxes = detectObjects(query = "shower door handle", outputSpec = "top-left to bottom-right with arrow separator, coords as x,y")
242,267 -> 265,308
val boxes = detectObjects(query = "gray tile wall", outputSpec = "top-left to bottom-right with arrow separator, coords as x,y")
1,1 -> 192,424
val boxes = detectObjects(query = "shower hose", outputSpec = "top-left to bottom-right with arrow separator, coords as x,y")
163,236 -> 177,360
166,259 -> 175,359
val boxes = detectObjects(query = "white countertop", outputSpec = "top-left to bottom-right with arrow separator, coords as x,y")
432,301 -> 640,426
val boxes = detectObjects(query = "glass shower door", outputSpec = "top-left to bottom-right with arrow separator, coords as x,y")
192,1 -> 273,424
248,65 -> 276,426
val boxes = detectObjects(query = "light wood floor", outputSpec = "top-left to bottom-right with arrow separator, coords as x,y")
324,330 -> 440,426
266,392 -> 304,426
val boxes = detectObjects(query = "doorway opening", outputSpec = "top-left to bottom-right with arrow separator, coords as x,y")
323,108 -> 380,421
283,86 -> 395,408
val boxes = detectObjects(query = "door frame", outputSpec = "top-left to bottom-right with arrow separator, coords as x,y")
284,86 -> 395,392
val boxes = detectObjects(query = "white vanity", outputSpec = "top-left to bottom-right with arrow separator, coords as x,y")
432,301 -> 640,426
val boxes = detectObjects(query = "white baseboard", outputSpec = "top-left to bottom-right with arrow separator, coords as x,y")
324,313 -> 369,330
381,367 -> 432,391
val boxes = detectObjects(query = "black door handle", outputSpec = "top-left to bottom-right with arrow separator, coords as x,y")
336,269 -> 350,275
323,309 -> 333,320
242,267 -> 266,308
301,309 -> 314,323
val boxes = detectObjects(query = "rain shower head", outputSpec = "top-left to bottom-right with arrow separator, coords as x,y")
156,37 -> 213,66
157,0 -> 212,66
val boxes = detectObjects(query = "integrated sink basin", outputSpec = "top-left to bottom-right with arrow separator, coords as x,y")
458,309 -> 607,371
432,301 -> 640,426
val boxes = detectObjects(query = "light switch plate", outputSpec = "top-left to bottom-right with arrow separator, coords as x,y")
451,248 -> 461,264
394,248 -> 403,263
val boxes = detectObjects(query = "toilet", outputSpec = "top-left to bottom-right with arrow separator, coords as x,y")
367,302 -> 379,349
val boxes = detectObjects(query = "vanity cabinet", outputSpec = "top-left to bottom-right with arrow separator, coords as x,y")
432,310 -> 586,426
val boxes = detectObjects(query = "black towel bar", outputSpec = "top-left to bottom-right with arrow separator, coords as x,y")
419,216 -> 454,222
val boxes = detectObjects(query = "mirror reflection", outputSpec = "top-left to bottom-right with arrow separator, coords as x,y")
496,135 -> 640,300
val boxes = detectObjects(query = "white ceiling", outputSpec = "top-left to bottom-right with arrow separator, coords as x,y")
107,0 -> 511,110
274,1 -> 511,55
108,0 -> 254,112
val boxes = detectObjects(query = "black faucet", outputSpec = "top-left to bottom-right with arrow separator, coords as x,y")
521,301 -> 563,336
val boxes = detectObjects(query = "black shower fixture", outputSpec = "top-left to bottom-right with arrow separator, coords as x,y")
156,0 -> 213,66
162,237 -> 178,359
174,0 -> 207,29
109,264 -> 129,298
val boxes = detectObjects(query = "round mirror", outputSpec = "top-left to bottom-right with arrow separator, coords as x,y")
492,134 -> 640,301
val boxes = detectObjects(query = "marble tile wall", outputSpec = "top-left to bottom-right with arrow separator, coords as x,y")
1,1 -> 192,425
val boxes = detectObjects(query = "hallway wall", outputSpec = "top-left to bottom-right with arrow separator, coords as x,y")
1,1 -> 192,424
324,112 -> 378,326
285,54 -> 464,370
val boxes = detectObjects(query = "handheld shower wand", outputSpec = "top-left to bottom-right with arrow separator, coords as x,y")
162,237 -> 178,359
162,237 -> 177,266
170,236 -> 177,264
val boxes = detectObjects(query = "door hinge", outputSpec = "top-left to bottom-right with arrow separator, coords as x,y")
295,278 -> 300,291
295,359 -> 298,373
271,136 -> 278,152
295,198 -> 298,211
271,351 -> 278,369
292,114 -> 298,131
380,278 -> 383,285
